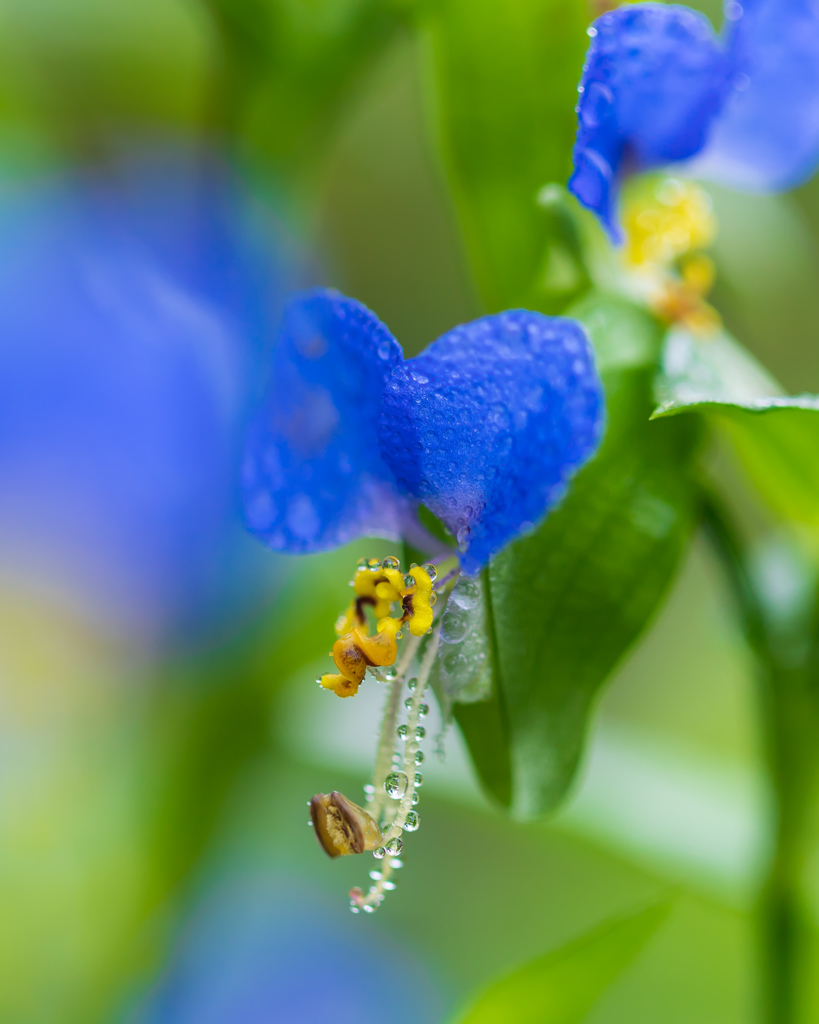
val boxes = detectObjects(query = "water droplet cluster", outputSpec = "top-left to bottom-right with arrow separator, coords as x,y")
347,609 -> 445,914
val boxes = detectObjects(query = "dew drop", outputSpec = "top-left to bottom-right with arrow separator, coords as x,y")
384,667 -> 398,681
422,563 -> 438,581
414,772 -> 424,788
369,869 -> 383,881
414,751 -> 425,766
403,574 -> 416,589
363,783 -> 375,796
362,904 -> 376,914
373,846 -> 386,860
383,555 -> 400,570
587,25 -> 597,35
415,725 -> 426,740
385,771 -> 409,799
382,879 -> 397,891
350,905 -> 361,914
390,857 -> 404,869
368,559 -> 382,571
403,811 -> 420,832
397,724 -> 408,740
418,704 -> 429,718
412,792 -> 420,806
408,678 -> 418,692
385,837 -> 403,855
405,697 -> 414,711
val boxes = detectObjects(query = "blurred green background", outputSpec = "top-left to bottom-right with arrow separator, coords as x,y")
4,0 -> 819,1021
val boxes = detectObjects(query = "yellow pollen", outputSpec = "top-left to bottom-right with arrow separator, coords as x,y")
319,556 -> 438,697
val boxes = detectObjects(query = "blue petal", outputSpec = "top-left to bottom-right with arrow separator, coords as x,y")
690,0 -> 819,191
0,163 -> 270,641
242,288 -> 407,553
569,4 -> 731,240
378,311 -> 604,575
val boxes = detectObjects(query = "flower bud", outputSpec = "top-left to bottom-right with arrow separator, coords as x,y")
309,791 -> 382,858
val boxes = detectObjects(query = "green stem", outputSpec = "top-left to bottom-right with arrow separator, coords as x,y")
701,491 -> 817,1024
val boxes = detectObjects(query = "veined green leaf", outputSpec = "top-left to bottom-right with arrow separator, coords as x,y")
418,0 -> 589,311
654,327 -> 819,530
453,902 -> 670,1024
455,295 -> 699,815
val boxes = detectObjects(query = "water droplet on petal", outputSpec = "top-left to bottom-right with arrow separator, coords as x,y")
383,555 -> 400,569
422,563 -> 437,581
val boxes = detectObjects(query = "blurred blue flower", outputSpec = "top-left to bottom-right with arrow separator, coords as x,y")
0,155 -> 285,646
132,876 -> 444,1024
569,0 -> 819,240
242,288 -> 604,575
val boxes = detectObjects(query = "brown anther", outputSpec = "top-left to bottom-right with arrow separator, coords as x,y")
309,791 -> 383,858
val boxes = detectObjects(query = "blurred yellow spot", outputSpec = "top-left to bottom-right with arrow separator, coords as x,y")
623,178 -> 720,334
624,179 -> 715,271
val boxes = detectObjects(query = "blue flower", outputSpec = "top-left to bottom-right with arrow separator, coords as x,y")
0,154 -> 283,644
242,288 -> 604,575
132,875 -> 444,1024
569,0 -> 819,240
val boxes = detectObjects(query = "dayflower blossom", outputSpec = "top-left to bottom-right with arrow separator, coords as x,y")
569,0 -> 819,241
242,287 -> 604,576
242,287 -> 604,911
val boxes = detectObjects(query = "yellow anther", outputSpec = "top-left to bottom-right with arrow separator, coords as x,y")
375,580 -> 401,602
376,616 -> 402,638
404,565 -> 434,637
320,622 -> 400,697
352,568 -> 378,598
319,557 -> 438,696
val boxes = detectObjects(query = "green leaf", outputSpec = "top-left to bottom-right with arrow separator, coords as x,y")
419,0 -> 589,311
453,902 -> 670,1024
654,327 -> 819,530
455,295 -> 699,815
